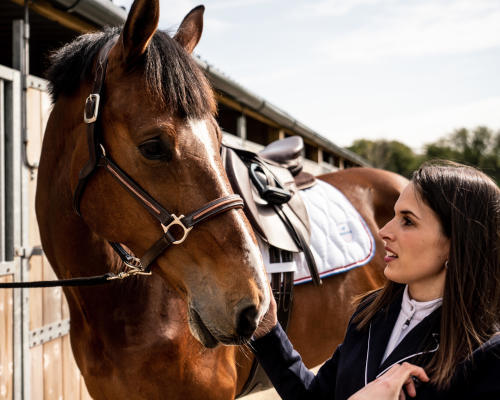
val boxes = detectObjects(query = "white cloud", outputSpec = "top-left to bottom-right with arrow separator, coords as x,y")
290,0 -> 392,18
315,0 -> 500,62
209,0 -> 274,10
328,96 -> 500,150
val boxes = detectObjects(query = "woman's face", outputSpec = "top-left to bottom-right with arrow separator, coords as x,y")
379,182 -> 450,300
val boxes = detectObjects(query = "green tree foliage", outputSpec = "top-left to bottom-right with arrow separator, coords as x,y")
348,127 -> 500,183
422,126 -> 500,184
348,139 -> 420,178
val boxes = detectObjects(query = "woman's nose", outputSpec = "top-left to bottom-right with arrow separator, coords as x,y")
378,220 -> 393,241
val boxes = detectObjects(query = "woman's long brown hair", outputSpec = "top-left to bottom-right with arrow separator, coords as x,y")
353,160 -> 500,390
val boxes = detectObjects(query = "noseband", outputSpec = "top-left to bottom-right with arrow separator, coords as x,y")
73,38 -> 244,278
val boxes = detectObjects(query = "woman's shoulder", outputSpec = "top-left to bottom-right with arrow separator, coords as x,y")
471,333 -> 500,360
450,334 -> 500,397
346,289 -> 383,330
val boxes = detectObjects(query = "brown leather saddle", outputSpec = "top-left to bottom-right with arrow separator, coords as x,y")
223,137 -> 309,253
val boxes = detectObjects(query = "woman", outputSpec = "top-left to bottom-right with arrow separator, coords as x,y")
252,160 -> 500,399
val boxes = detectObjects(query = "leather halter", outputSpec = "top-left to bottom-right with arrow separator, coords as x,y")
73,38 -> 244,276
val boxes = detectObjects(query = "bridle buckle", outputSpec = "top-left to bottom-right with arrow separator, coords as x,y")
162,214 -> 193,245
107,263 -> 152,280
84,94 -> 100,123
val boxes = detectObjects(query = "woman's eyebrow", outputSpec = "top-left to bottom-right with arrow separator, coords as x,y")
399,210 -> 420,219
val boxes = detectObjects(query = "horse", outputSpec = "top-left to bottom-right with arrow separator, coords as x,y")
35,1 -> 408,398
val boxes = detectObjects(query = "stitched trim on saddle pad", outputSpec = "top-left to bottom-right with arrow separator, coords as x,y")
258,180 -> 376,285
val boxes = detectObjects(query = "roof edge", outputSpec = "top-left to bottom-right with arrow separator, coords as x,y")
196,57 -> 370,167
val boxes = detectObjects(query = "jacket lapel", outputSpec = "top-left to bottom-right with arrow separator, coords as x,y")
378,307 -> 441,376
365,292 -> 403,383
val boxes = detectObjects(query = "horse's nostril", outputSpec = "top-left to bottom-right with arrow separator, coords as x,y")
236,305 -> 258,338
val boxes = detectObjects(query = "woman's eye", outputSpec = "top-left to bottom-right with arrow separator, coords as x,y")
138,139 -> 171,161
402,216 -> 413,226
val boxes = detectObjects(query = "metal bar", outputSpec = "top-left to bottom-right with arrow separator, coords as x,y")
0,261 -> 15,276
6,63 -> 23,400
0,65 -> 18,81
27,75 -> 49,92
1,79 -> 5,262
29,319 -> 70,348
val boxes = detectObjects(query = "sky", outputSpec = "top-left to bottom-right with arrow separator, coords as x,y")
112,0 -> 500,151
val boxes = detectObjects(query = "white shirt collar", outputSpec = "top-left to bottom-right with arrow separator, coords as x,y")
400,285 -> 442,322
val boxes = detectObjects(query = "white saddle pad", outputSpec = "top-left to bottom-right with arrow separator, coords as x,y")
258,179 -> 376,285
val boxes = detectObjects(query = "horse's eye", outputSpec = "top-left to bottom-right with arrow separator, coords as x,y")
138,138 -> 171,161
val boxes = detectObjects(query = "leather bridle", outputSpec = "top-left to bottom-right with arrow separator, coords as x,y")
73,38 -> 244,279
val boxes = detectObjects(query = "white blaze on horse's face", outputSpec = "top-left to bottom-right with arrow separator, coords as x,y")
166,118 -> 270,347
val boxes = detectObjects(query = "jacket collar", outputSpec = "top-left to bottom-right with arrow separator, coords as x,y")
378,308 -> 441,376
365,289 -> 441,383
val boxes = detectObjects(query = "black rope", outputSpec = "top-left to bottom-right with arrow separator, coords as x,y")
0,273 -> 115,288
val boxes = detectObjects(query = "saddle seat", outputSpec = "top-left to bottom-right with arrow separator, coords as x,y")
259,136 -> 303,175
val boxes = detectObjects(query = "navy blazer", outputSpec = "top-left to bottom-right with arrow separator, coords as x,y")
251,290 -> 500,399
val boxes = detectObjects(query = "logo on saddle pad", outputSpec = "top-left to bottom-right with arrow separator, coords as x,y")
337,222 -> 353,242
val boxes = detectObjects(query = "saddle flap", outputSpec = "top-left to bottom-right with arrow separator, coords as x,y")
223,145 -> 311,253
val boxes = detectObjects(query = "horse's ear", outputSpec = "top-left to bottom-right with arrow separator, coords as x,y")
119,0 -> 159,65
174,5 -> 204,54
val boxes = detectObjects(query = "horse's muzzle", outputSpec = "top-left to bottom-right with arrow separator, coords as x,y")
187,302 -> 259,348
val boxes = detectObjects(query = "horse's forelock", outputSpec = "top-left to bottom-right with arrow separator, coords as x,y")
146,31 -> 216,118
46,28 -> 118,102
46,28 -> 216,119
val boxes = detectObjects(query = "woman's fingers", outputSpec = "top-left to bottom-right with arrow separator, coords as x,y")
404,377 -> 416,397
399,362 -> 429,383
347,363 -> 429,400
392,363 -> 429,398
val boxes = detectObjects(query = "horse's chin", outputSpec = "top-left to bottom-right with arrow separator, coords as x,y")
188,307 -> 220,348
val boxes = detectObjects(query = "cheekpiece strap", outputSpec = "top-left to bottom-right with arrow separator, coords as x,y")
73,37 -> 118,215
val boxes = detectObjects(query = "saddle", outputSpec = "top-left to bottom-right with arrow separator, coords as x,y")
222,136 -> 315,253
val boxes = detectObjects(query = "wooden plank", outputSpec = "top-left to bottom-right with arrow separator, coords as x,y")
26,88 -> 42,168
43,339 -> 63,399
29,257 -> 44,400
62,335 -> 80,400
30,345 -> 43,400
27,87 -> 45,394
42,256 -> 63,399
0,277 -> 13,400
9,0 -> 96,33
80,374 -> 93,400
29,152 -> 44,400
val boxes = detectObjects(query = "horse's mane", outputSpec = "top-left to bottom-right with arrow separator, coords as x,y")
46,27 -> 216,118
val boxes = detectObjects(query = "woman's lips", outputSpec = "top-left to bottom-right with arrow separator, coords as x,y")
384,247 -> 398,263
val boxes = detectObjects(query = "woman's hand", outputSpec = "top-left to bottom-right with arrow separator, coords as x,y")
348,362 -> 429,400
252,285 -> 278,339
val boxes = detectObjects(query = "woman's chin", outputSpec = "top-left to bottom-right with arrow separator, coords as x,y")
383,265 -> 406,284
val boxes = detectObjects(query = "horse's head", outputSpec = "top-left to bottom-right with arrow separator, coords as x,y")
47,0 -> 269,347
